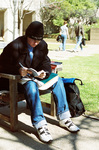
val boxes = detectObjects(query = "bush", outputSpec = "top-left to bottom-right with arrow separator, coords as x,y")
44,33 -> 59,38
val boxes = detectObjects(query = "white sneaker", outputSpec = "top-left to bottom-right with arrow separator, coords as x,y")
59,47 -> 62,51
72,49 -> 78,52
59,118 -> 80,132
37,125 -> 53,143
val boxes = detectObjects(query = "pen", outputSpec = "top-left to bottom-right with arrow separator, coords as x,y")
19,62 -> 24,68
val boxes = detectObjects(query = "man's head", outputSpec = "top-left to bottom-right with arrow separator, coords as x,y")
26,21 -> 44,47
25,21 -> 44,40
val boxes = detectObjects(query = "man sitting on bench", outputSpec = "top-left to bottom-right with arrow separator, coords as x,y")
0,21 -> 79,143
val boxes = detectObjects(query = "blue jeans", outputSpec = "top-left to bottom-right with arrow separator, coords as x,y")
59,34 -> 67,51
22,77 -> 71,129
74,36 -> 83,51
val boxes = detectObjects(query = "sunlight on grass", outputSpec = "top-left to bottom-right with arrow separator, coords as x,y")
57,54 -> 99,113
48,43 -> 75,51
41,54 -> 99,114
0,49 -> 3,54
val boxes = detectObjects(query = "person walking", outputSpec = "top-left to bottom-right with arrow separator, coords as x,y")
0,21 -> 79,144
73,19 -> 84,52
59,21 -> 69,51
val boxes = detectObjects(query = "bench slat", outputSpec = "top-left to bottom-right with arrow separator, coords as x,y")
0,73 -> 20,80
0,114 -> 10,122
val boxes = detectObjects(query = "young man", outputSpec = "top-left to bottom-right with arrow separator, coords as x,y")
0,21 -> 79,143
73,19 -> 84,52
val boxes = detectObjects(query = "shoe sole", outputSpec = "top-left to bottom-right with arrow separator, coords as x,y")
59,124 -> 80,133
37,132 -> 53,143
39,137 -> 53,144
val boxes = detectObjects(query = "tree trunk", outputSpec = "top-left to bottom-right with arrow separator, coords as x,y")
13,0 -> 18,40
19,0 -> 24,36
19,18 -> 23,36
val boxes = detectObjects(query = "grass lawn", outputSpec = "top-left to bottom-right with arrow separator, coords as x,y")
41,48 -> 99,115
58,54 -> 99,113
47,43 -> 77,51
0,49 -> 3,54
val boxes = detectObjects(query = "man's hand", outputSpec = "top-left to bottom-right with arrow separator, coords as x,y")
27,69 -> 46,79
19,67 -> 28,77
37,70 -> 46,79
19,66 -> 46,79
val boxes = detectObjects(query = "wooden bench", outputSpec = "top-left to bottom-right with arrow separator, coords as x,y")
0,62 -> 62,131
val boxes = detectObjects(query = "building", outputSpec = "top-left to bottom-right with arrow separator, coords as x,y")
0,0 -> 45,42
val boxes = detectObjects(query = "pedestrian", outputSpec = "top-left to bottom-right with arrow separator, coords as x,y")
59,20 -> 69,51
0,21 -> 79,143
73,19 -> 84,52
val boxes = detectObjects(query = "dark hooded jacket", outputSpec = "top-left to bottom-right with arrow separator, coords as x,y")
0,21 -> 51,90
0,36 -> 51,90
0,36 -> 51,74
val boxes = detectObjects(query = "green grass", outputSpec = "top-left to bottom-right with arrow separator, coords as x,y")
59,54 -> 99,113
41,53 -> 99,114
48,43 -> 76,51
0,49 -> 3,54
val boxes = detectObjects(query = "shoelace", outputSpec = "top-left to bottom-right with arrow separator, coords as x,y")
38,126 -> 50,135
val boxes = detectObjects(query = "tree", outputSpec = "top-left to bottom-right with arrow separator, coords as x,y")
5,0 -> 35,39
40,0 -> 97,27
18,0 -> 34,36
6,0 -> 19,39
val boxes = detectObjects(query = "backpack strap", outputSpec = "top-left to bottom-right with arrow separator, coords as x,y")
74,78 -> 84,85
62,78 -> 84,85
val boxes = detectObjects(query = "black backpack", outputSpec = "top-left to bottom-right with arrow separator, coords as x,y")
62,78 -> 85,118
56,35 -> 62,42
82,38 -> 86,46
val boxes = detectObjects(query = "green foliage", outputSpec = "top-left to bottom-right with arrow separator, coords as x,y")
83,19 -> 99,40
44,19 -> 99,40
92,0 -> 99,8
53,12 -> 64,26
41,0 -> 97,27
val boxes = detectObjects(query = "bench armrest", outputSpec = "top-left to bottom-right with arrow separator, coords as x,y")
0,73 -> 21,80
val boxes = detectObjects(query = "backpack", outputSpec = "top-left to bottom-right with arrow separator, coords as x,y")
56,35 -> 62,42
62,78 -> 85,118
82,38 -> 86,46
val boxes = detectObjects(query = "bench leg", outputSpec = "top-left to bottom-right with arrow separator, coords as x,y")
50,92 -> 56,116
9,79 -> 18,131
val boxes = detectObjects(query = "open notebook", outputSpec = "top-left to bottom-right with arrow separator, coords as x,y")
19,73 -> 59,90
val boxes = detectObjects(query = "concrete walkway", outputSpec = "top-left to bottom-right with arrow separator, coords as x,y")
0,42 -> 99,150
47,41 -> 99,60
0,101 -> 99,150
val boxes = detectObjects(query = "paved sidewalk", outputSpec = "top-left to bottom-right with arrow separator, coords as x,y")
47,43 -> 99,60
0,101 -> 99,150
